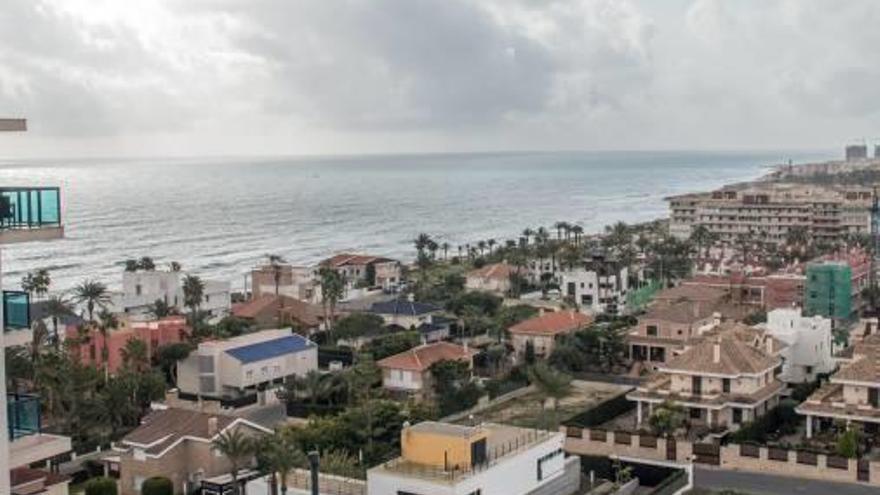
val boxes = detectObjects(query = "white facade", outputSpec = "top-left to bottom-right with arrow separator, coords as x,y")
177,329 -> 317,399
560,266 -> 629,315
114,270 -> 231,321
367,432 -> 567,495
764,308 -> 835,383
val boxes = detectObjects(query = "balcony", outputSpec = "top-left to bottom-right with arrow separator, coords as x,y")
7,393 -> 71,468
7,393 -> 40,440
0,187 -> 63,244
4,290 -> 32,347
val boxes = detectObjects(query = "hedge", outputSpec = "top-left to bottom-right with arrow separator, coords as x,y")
142,477 -> 173,495
84,477 -> 118,495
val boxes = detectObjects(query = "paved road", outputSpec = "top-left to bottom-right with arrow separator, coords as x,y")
694,467 -> 877,495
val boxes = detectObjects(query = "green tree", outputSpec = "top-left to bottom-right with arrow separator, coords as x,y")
182,274 -> 205,330
96,309 -> 120,380
141,477 -> 173,495
256,431 -> 306,495
648,400 -> 685,436
836,428 -> 860,458
148,298 -> 175,319
212,428 -> 257,495
84,477 -> 118,495
21,268 -> 51,299
333,313 -> 386,344
319,268 -> 345,336
120,337 -> 150,373
73,279 -> 111,323
430,360 -> 481,416
361,331 -> 420,360
124,259 -> 139,272
43,295 -> 73,349
528,362 -> 572,429
138,256 -> 156,271
265,254 -> 287,295
155,342 -> 194,386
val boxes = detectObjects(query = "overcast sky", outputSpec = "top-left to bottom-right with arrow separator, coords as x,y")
2,0 -> 880,158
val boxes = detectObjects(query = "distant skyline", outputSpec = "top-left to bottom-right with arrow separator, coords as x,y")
2,0 -> 880,159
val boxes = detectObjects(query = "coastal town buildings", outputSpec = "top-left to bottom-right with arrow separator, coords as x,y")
560,252 -> 629,315
176,329 -> 317,406
376,342 -> 476,399
320,253 -> 403,291
367,421 -> 578,495
231,293 -> 328,332
508,310 -> 592,360
112,407 -> 269,495
466,262 -> 516,294
628,326 -> 786,430
249,263 -> 320,303
112,268 -> 231,321
763,308 -> 835,383
73,315 -> 190,374
797,332 -> 880,438
667,184 -> 872,243
0,120 -> 72,495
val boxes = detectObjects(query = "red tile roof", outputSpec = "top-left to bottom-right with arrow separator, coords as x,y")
377,342 -> 476,372
508,310 -> 591,336
232,294 -> 323,326
322,253 -> 391,268
467,262 -> 516,281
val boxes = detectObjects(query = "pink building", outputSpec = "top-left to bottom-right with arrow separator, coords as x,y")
74,316 -> 191,374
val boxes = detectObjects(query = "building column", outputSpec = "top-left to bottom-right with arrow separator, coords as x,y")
806,415 -> 813,439
707,409 -> 714,427
637,401 -> 643,426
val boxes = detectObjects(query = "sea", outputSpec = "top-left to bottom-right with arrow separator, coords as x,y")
0,150 -> 836,293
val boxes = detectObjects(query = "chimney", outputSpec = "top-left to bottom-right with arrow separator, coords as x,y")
207,416 -> 218,436
713,339 -> 721,363
765,336 -> 774,355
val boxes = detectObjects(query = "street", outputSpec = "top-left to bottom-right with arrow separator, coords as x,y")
694,467 -> 878,495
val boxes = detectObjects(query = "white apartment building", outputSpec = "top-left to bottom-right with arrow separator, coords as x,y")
0,120 -> 72,495
367,422 -> 580,495
177,329 -> 317,404
113,269 -> 231,321
668,184 -> 872,244
763,308 -> 836,383
560,265 -> 628,314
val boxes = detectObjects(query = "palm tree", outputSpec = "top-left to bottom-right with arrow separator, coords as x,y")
148,298 -> 174,319
648,400 -> 685,437
97,309 -> 119,380
487,238 -> 496,254
265,254 -> 287,296
521,228 -> 534,246
258,432 -> 306,495
138,256 -> 156,271
212,428 -> 256,495
477,240 -> 487,256
124,259 -> 139,272
571,225 -> 584,246
294,370 -> 330,408
319,268 -> 345,336
689,224 -> 714,259
528,362 -> 573,430
21,268 -> 51,299
182,274 -> 205,329
120,338 -> 149,373
441,242 -> 450,261
72,279 -> 111,323
169,261 -> 182,272
553,221 -> 567,241
43,295 -> 73,349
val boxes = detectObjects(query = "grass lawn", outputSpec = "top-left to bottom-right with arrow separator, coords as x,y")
454,380 -> 630,429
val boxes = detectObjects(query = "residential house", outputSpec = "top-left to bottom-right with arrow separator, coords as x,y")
508,310 -> 592,359
560,252 -> 629,315
368,297 -> 443,329
250,264 -> 320,303
320,253 -> 402,290
377,342 -> 476,399
114,407 -> 270,495
367,421 -> 579,495
797,332 -> 880,438
176,329 -> 318,406
231,294 -> 328,332
628,327 -> 785,430
112,269 -> 231,321
0,179 -> 71,494
74,316 -> 191,374
763,308 -> 835,383
466,262 -> 516,294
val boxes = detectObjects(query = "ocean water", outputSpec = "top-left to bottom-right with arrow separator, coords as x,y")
0,150 -> 834,292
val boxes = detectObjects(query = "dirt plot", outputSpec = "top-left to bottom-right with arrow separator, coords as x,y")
455,380 -> 631,429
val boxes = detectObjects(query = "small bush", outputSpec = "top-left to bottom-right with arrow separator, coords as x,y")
84,477 -> 118,495
142,477 -> 173,495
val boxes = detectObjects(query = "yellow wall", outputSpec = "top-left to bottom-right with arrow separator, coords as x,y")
400,428 -> 488,469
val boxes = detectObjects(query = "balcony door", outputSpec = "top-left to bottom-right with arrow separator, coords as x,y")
692,376 -> 702,396
870,387 -> 879,408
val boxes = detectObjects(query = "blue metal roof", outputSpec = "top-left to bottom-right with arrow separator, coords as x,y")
369,299 -> 440,316
225,335 -> 314,364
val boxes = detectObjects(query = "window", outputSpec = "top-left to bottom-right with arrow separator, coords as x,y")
646,325 -> 658,337
722,378 -> 731,394
198,355 -> 215,373
690,408 -> 701,419
732,408 -> 743,424
200,376 -> 215,393
135,284 -> 142,296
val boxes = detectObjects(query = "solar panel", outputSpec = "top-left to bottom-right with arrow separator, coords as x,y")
225,335 -> 314,364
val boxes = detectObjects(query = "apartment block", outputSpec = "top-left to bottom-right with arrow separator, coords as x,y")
668,184 -> 871,243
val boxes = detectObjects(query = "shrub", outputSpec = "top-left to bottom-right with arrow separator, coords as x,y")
141,477 -> 173,495
836,429 -> 860,458
84,477 -> 118,495
730,401 -> 799,443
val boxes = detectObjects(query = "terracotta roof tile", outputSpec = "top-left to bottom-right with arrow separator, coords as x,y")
467,263 -> 516,281
377,342 -> 476,372
663,333 -> 780,376
322,253 -> 390,268
508,310 -> 591,336
122,408 -> 237,454
232,294 -> 323,326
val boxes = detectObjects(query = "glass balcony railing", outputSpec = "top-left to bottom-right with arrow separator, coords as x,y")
7,393 -> 41,440
3,290 -> 30,329
0,187 -> 61,231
